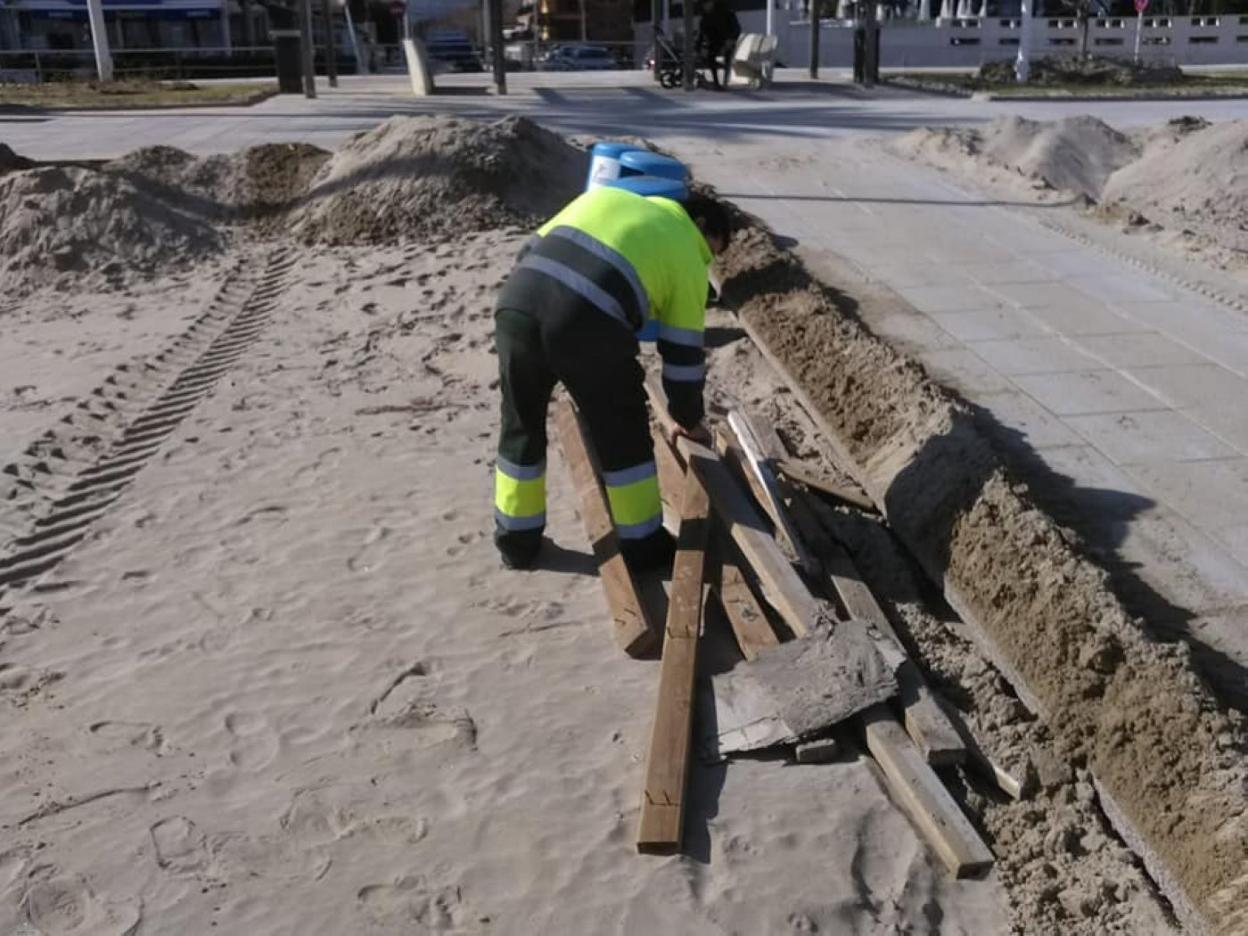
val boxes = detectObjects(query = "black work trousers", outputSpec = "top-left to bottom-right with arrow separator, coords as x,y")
493,306 -> 669,567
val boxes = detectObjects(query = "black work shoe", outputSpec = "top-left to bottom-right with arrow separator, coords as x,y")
495,529 -> 542,570
621,528 -> 676,573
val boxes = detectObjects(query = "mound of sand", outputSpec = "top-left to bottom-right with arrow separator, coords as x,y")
0,164 -> 222,292
290,115 -> 589,244
108,142 -> 330,227
1104,118 -> 1248,255
979,55 -> 1184,87
893,116 -> 1137,201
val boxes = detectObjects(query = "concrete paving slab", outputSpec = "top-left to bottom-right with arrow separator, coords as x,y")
969,336 -> 1101,376
1024,303 -> 1153,338
987,281 -> 1111,312
1126,363 -> 1248,411
862,311 -> 962,353
1181,405 -> 1248,454
1023,444 -> 1155,521
1126,458 -> 1248,533
852,259 -> 972,290
915,348 -> 1015,395
1065,411 -> 1240,466
1069,272 -> 1177,304
970,390 -> 1085,450
1074,333 -> 1209,369
1115,512 -> 1248,614
1012,370 -> 1167,416
928,308 -> 1051,342
1217,526 -> 1248,568
1031,250 -> 1125,277
948,260 -> 1052,286
896,283 -> 1003,314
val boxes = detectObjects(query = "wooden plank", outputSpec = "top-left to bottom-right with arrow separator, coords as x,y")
789,489 -> 967,767
637,469 -> 711,854
645,376 -> 819,637
651,423 -> 686,530
861,704 -> 994,878
775,458 -> 877,513
710,553 -> 780,662
554,399 -> 657,658
654,421 -> 781,661
727,410 -> 820,578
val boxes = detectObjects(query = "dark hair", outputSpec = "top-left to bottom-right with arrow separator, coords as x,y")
684,194 -> 731,247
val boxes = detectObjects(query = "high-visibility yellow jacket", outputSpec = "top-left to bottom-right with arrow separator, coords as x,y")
496,186 -> 712,428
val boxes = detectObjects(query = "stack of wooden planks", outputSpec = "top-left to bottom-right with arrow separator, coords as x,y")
554,385 -> 995,877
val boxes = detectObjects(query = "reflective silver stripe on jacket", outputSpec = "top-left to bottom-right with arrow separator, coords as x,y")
546,225 -> 651,323
519,254 -> 632,329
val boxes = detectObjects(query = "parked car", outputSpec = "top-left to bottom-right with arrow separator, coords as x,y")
539,44 -> 618,71
424,30 -> 484,72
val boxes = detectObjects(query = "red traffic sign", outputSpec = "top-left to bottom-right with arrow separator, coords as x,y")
1134,0 -> 1149,12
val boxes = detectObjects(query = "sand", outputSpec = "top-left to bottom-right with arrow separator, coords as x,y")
290,115 -> 589,245
891,116 -> 1248,278
0,165 -> 223,296
0,124 -> 1011,933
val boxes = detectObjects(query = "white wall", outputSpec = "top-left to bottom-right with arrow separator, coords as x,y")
773,13 -> 1248,68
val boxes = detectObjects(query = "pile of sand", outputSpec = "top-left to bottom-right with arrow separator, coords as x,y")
892,115 -> 1138,201
1104,118 -> 1248,256
979,55 -> 1184,87
108,142 -> 330,228
290,115 -> 588,245
0,164 -> 222,293
893,115 -> 1248,262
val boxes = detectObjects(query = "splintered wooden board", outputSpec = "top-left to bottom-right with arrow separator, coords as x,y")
637,469 -> 711,854
555,399 -> 656,657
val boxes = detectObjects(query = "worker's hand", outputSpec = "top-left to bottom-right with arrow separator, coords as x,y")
670,422 -> 712,447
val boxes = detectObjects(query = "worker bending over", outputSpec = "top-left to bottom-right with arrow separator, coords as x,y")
492,186 -> 731,571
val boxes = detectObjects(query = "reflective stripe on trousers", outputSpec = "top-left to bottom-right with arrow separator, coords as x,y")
602,460 -> 662,540
495,457 -> 546,532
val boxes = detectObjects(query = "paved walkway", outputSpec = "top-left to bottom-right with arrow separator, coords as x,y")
7,70 -> 1247,695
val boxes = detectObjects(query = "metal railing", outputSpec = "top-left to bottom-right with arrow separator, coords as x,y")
0,44 -> 359,82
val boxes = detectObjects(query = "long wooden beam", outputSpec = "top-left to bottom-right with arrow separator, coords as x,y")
637,468 -> 710,854
555,399 -> 657,658
654,424 -> 780,662
645,377 -> 818,637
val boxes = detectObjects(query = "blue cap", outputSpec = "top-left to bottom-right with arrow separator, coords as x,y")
590,141 -> 642,159
619,150 -> 689,182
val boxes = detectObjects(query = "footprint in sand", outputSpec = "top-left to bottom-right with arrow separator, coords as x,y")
346,525 -> 392,574
89,720 -> 167,755
356,875 -> 471,930
150,816 -> 212,876
223,711 -> 279,770
21,874 -> 140,936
